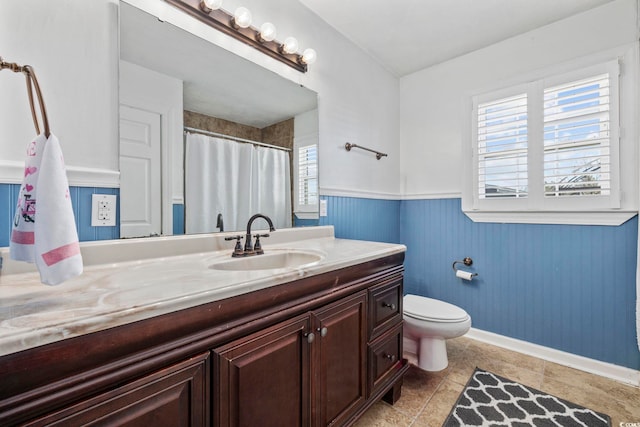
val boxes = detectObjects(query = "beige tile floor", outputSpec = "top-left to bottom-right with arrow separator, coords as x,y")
354,336 -> 640,427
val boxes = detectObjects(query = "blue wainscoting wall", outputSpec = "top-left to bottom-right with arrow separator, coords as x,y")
173,204 -> 185,235
3,188 -> 638,369
320,195 -> 639,370
0,184 -> 119,246
294,217 -> 320,227
319,196 -> 401,243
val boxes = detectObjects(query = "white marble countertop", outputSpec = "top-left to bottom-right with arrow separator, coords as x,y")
0,226 -> 405,357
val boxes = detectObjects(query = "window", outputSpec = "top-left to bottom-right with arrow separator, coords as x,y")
294,141 -> 318,217
468,60 -> 621,220
543,74 -> 612,199
477,92 -> 529,200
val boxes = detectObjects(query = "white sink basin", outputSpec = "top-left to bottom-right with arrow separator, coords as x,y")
209,250 -> 324,271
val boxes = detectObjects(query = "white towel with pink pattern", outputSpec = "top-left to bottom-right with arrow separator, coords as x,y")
10,133 -> 83,285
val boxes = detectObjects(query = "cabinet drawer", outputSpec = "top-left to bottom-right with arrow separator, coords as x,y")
367,322 -> 403,397
369,279 -> 402,339
26,352 -> 210,427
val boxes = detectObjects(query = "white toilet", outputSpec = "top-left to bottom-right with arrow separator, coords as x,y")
403,294 -> 471,372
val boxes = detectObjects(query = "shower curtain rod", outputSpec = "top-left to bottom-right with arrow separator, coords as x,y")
184,126 -> 291,152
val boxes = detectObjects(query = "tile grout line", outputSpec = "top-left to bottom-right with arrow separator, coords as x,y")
365,337 -> 640,427
406,372 -> 451,427
405,341 -> 469,427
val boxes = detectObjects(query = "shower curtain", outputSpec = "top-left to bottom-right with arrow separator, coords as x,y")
185,133 -> 291,234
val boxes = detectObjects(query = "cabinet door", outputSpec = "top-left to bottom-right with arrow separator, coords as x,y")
26,352 -> 210,427
313,291 -> 367,426
214,315 -> 312,427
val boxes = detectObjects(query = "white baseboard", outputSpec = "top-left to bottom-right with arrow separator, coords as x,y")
466,328 -> 640,387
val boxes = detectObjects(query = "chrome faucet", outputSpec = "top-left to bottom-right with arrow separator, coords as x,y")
244,213 -> 275,255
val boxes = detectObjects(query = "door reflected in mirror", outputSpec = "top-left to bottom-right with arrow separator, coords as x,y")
119,1 -> 319,237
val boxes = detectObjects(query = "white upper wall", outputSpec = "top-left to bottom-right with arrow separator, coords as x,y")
8,0 -> 631,202
0,0 -> 401,198
0,0 -> 119,185
399,0 -> 638,202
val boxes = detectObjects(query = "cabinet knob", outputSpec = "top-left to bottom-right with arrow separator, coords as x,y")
304,332 -> 315,343
382,302 -> 396,311
317,327 -> 328,337
384,353 -> 396,362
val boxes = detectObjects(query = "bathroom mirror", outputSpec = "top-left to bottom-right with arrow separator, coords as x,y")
119,2 -> 319,236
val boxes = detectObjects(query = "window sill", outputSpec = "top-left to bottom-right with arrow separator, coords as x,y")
294,212 -> 319,220
462,210 -> 637,226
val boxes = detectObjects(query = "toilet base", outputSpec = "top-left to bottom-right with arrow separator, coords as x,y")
417,336 -> 448,372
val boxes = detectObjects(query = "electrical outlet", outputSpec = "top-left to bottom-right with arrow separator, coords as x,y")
91,194 -> 117,227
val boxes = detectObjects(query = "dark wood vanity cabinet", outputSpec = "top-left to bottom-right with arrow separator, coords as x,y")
214,315 -> 312,426
314,292 -> 367,426
214,292 -> 366,427
23,353 -> 210,427
367,277 -> 404,400
0,253 -> 407,427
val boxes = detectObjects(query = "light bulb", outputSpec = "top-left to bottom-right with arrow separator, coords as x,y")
282,37 -> 299,54
301,48 -> 317,65
233,6 -> 252,28
200,0 -> 222,12
259,22 -> 277,42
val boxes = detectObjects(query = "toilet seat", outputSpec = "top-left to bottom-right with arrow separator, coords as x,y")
404,294 -> 469,323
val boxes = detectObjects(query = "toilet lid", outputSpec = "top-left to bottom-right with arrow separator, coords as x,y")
403,294 -> 469,322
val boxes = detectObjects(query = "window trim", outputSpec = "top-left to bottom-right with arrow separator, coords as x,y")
462,55 -> 636,226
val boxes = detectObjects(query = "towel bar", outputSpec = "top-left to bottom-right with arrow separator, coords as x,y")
344,142 -> 387,160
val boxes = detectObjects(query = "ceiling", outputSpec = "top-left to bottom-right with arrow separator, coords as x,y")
300,0 -> 615,77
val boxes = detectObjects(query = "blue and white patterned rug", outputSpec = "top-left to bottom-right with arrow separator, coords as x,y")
443,368 -> 611,427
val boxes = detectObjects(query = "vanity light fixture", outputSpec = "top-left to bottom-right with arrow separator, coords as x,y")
199,0 -> 222,12
301,48 -> 317,65
231,6 -> 252,29
259,22 -> 277,42
281,37 -> 299,54
167,0 -> 315,72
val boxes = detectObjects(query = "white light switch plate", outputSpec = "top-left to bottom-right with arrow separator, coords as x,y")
91,194 -> 117,227
319,199 -> 327,217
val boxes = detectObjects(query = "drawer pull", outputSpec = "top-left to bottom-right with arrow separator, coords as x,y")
381,302 -> 396,311
383,353 -> 396,362
317,327 -> 328,337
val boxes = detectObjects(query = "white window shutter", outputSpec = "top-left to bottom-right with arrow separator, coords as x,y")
296,144 -> 318,211
469,60 -> 620,217
543,73 -> 612,198
477,93 -> 529,200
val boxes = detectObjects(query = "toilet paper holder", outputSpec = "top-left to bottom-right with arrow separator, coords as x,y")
452,257 -> 478,277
